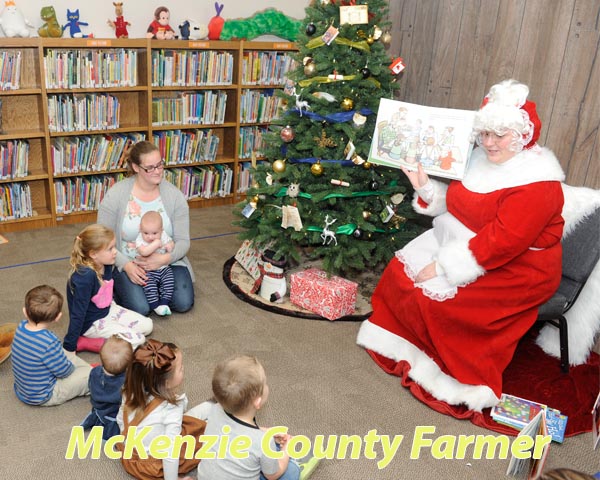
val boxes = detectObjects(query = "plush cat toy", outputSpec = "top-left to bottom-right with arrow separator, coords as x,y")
63,8 -> 91,38
38,5 -> 63,37
0,1 -> 34,37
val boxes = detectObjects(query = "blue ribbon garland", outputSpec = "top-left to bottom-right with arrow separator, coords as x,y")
289,108 -> 374,123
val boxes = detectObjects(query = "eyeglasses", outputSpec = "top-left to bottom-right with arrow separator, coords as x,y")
138,161 -> 165,173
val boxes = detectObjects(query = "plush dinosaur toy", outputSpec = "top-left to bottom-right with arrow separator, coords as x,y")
38,5 -> 63,38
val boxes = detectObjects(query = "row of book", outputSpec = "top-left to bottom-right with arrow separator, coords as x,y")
51,133 -> 145,175
239,89 -> 285,123
151,49 -> 234,87
241,51 -> 297,86
151,91 -> 227,126
237,161 -> 256,193
43,49 -> 139,89
239,127 -> 267,159
153,129 -> 220,165
163,165 -> 233,199
47,94 -> 120,132
54,173 -> 127,214
0,140 -> 29,180
0,182 -> 32,220
0,50 -> 22,91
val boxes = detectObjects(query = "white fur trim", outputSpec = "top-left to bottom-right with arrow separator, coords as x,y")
463,147 -> 564,193
357,320 -> 499,411
536,184 -> 600,364
436,240 -> 485,286
412,179 -> 448,217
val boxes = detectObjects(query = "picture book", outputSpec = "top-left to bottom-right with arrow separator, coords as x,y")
506,409 -> 550,479
593,390 -> 600,450
491,393 -> 547,430
368,98 -> 476,180
545,408 -> 568,444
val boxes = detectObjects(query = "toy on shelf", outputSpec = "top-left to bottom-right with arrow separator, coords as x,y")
107,1 -> 130,38
146,5 -> 175,39
63,8 -> 91,38
0,1 -> 34,38
220,8 -> 302,41
208,2 -> 224,40
178,19 -> 208,41
38,5 -> 62,38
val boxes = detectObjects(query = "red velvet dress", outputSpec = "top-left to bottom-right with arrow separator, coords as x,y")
358,146 -> 565,410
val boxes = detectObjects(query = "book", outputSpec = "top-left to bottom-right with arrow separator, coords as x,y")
506,409 -> 550,479
492,393 -> 547,430
593,390 -> 600,450
368,98 -> 476,180
545,408 -> 568,444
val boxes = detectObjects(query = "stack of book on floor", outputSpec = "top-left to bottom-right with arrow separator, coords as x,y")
491,393 -> 568,443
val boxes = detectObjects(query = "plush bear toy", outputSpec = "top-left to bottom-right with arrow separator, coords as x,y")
0,0 -> 33,37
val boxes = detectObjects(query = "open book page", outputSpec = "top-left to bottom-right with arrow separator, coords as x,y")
505,410 -> 551,479
368,98 -> 476,180
593,390 -> 600,450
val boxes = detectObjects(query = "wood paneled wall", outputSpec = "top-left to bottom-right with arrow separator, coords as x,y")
389,0 -> 600,188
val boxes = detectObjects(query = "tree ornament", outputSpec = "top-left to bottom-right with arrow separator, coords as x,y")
280,125 -> 295,143
352,112 -> 367,128
251,195 -> 260,204
369,179 -> 379,191
251,181 -> 260,189
367,36 -> 374,45
272,159 -> 286,173
382,31 -> 392,46
363,161 -> 372,169
304,62 -> 316,76
362,210 -> 371,220
311,161 -> 324,176
321,214 -> 337,246
341,97 -> 354,111
360,67 -> 371,78
373,25 -> 383,40
306,22 -> 316,36
353,228 -> 362,239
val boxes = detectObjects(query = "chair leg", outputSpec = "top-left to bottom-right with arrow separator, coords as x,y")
558,316 -> 569,374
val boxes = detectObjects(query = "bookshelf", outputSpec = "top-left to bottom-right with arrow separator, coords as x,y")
0,38 -> 297,233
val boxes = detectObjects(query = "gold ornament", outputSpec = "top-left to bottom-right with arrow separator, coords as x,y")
362,210 -> 371,220
363,161 -> 372,169
272,159 -> 286,173
382,31 -> 392,46
311,161 -> 324,176
252,181 -> 260,189
341,97 -> 354,111
251,195 -> 260,204
367,36 -> 374,45
304,62 -> 316,76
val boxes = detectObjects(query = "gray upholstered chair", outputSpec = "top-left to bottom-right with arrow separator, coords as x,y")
536,206 -> 600,373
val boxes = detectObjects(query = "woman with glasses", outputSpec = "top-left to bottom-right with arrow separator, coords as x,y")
97,140 -> 194,315
357,80 -> 565,412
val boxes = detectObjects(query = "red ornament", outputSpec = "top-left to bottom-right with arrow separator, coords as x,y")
280,125 -> 295,143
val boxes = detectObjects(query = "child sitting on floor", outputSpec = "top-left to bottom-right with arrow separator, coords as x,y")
11,285 -> 91,406
188,355 -> 320,480
81,335 -> 133,440
135,210 -> 175,316
64,224 -> 153,354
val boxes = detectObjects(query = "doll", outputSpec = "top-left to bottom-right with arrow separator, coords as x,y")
146,6 -> 174,39
0,1 -> 34,37
107,1 -> 130,38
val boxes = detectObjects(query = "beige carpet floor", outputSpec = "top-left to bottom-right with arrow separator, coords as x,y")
0,205 -> 598,479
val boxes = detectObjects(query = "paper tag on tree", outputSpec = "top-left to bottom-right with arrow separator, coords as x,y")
322,25 -> 339,45
241,203 -> 256,218
281,205 -> 303,231
340,5 -> 369,25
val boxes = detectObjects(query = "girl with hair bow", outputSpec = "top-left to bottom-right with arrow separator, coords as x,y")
117,339 -> 206,480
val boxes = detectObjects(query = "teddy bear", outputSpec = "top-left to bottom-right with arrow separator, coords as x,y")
0,0 -> 33,37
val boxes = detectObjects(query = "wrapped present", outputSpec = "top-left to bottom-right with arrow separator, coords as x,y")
290,268 -> 357,320
234,240 -> 262,280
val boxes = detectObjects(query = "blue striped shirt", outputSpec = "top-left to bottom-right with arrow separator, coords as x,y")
11,320 -> 74,405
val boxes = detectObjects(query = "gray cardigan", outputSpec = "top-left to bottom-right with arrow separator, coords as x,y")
97,176 -> 195,282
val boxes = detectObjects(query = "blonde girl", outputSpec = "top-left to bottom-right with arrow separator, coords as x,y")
117,339 -> 206,480
63,224 -> 153,354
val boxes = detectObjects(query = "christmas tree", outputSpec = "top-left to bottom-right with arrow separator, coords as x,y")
233,0 -> 425,276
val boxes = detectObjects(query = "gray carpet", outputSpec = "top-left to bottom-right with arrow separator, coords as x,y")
0,206 -> 597,479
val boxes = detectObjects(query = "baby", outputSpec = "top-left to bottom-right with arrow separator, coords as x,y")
135,211 -> 175,316
81,335 -> 133,440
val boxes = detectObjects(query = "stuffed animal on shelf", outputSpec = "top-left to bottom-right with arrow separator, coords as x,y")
146,5 -> 175,39
208,2 -> 224,40
178,19 -> 208,41
63,8 -> 91,38
38,5 -> 63,38
107,1 -> 130,38
0,1 -> 34,37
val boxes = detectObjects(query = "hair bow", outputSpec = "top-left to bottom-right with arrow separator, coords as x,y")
134,339 -> 175,369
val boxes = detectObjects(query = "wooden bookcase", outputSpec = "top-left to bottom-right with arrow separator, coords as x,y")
0,38 -> 297,233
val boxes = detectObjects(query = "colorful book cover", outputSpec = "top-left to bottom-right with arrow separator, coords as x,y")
492,393 -> 547,429
545,408 -> 568,443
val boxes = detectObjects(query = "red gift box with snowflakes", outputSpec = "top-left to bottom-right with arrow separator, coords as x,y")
290,268 -> 358,320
